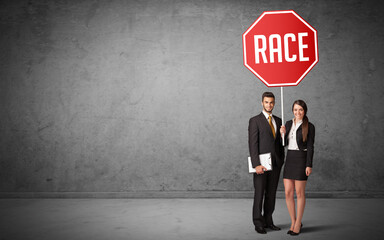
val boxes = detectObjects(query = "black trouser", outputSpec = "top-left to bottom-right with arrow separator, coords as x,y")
252,166 -> 282,227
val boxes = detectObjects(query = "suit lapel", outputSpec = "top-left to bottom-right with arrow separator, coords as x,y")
286,120 -> 293,134
296,124 -> 303,142
285,120 -> 293,144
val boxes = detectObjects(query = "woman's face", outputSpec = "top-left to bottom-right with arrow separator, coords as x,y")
293,104 -> 305,120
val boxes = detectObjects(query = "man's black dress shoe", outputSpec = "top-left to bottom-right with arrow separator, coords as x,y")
266,224 -> 281,230
255,226 -> 267,234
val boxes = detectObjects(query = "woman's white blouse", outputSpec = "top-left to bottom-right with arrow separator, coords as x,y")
287,119 -> 303,150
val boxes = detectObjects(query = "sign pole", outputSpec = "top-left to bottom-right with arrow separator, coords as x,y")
281,87 -> 285,146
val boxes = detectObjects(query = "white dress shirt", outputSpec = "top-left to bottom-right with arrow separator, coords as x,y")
288,119 -> 303,150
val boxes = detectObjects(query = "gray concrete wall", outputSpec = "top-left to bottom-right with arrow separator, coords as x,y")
0,0 -> 383,195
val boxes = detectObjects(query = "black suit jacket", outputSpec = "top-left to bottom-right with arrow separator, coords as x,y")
248,113 -> 285,168
284,120 -> 315,167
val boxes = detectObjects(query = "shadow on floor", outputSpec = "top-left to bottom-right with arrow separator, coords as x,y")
278,222 -> 347,233
301,223 -> 347,233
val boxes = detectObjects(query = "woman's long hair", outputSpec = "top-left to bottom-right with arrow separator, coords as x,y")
292,100 -> 309,142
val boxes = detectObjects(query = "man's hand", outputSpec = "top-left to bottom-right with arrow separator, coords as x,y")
255,165 -> 267,174
280,125 -> 286,135
306,167 -> 312,176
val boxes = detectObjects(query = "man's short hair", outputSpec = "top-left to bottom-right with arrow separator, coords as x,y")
262,92 -> 275,101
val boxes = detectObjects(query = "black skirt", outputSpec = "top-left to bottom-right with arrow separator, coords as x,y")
283,150 -> 308,181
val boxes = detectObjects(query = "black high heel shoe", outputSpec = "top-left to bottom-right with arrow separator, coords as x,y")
290,223 -> 303,236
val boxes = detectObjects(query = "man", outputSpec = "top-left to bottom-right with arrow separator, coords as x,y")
248,92 -> 285,234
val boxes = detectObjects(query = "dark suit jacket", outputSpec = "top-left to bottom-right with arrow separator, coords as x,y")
248,113 -> 285,168
284,120 -> 315,167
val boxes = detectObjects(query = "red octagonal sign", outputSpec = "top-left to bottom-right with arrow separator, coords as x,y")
243,10 -> 318,87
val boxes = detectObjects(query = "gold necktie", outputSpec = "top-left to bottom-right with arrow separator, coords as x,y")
269,116 -> 276,138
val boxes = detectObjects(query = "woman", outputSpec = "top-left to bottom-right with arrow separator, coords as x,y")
280,100 -> 315,236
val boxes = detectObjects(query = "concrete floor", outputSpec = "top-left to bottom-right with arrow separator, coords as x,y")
0,198 -> 383,240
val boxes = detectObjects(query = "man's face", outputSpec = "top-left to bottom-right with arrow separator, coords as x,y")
262,97 -> 275,114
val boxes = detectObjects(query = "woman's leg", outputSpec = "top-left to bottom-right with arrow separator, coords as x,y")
284,179 -> 296,231
293,180 -> 307,233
